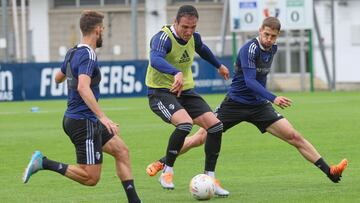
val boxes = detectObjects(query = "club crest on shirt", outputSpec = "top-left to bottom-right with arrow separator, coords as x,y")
96,152 -> 101,160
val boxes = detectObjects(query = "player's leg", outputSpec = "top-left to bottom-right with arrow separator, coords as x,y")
146,127 -> 207,177
266,118 -> 321,162
148,90 -> 193,189
185,94 -> 223,179
179,95 -> 240,156
186,92 -> 231,197
103,134 -> 141,203
266,118 -> 348,183
157,109 -> 193,189
181,127 -> 207,154
23,150 -> 102,185
65,164 -> 101,186
146,95 -> 238,190
194,111 -> 229,197
194,111 -> 223,174
23,118 -> 103,186
23,150 -> 67,183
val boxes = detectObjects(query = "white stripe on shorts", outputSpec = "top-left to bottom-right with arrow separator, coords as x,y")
157,101 -> 171,120
86,120 -> 95,164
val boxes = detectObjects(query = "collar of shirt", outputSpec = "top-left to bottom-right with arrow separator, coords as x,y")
170,25 -> 188,45
170,25 -> 179,38
77,43 -> 95,52
256,37 -> 276,52
256,37 -> 267,51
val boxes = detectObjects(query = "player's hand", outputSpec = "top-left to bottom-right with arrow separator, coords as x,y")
99,116 -> 119,135
218,64 -> 230,80
274,96 -> 292,109
171,72 -> 184,97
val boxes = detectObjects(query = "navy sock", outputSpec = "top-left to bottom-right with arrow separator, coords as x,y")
42,157 -> 68,175
205,122 -> 223,172
314,157 -> 330,176
159,156 -> 166,164
122,180 -> 141,203
165,123 -> 192,167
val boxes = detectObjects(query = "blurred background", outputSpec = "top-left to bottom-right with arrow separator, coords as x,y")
0,0 -> 359,102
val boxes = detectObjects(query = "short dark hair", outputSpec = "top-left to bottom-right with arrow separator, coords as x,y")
79,10 -> 104,36
261,17 -> 281,31
176,5 -> 199,22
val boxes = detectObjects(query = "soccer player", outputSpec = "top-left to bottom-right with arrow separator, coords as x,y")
22,10 -> 141,203
147,16 -> 348,185
145,5 -> 230,195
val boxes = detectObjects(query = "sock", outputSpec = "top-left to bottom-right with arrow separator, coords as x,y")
314,157 -> 330,176
205,122 -> 223,172
159,156 -> 166,164
165,123 -> 192,167
163,165 -> 174,174
121,180 -> 141,203
42,157 -> 68,175
205,171 -> 215,178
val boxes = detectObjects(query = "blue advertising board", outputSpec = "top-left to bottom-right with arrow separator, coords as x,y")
0,57 -> 233,101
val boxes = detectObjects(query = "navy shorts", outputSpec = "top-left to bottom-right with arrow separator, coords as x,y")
148,89 -> 212,123
62,116 -> 114,164
215,96 -> 284,133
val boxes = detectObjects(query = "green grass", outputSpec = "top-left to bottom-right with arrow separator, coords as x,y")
1,92 -> 360,202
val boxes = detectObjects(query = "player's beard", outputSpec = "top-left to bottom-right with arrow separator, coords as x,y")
96,34 -> 103,48
262,43 -> 271,49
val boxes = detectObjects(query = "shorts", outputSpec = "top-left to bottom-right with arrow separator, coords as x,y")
148,89 -> 212,123
215,96 -> 284,133
62,116 -> 114,164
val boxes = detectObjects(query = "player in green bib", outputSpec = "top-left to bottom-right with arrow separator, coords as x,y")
145,5 -> 230,196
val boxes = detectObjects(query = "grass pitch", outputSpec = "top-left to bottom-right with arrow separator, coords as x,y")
1,92 -> 359,202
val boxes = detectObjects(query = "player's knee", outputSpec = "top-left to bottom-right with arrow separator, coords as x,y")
85,178 -> 99,186
207,122 -> 223,137
84,175 -> 100,186
176,122 -> 193,133
114,144 -> 130,160
287,131 -> 303,146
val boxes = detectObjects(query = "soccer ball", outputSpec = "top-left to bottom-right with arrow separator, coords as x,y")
189,174 -> 215,200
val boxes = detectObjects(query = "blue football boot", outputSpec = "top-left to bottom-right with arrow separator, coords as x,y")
23,150 -> 44,183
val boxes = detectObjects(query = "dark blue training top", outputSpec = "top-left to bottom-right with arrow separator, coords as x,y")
228,38 -> 277,105
149,25 -> 221,76
60,44 -> 101,122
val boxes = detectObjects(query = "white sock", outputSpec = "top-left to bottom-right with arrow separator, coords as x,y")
163,165 -> 173,174
205,171 -> 215,178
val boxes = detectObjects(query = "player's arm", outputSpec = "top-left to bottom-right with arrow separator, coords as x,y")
150,31 -> 180,75
240,46 -> 277,101
77,57 -> 119,135
77,74 -> 103,118
243,69 -> 292,109
194,32 -> 229,80
55,60 -> 67,83
55,71 -> 66,84
150,31 -> 183,96
240,47 -> 291,108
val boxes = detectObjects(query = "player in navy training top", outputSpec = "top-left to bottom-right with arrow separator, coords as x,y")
22,10 -> 141,203
60,44 -> 101,122
147,17 -> 348,184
